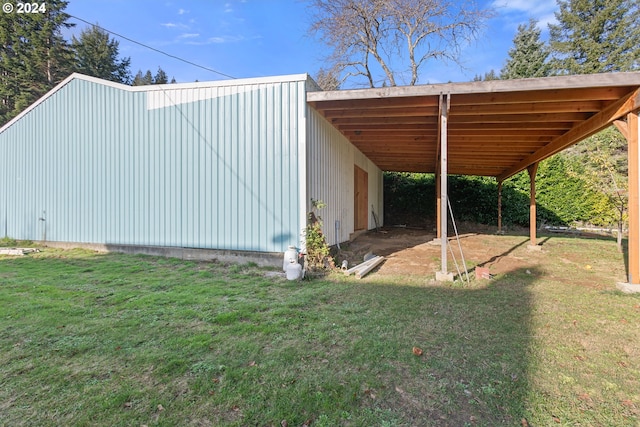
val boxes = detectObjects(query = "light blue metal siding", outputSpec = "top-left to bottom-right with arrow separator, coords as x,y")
0,76 -> 305,252
306,107 -> 384,246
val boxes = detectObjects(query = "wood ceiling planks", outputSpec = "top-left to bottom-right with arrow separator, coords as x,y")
307,73 -> 640,177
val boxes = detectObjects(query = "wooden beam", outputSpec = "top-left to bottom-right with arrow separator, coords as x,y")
451,86 -> 634,106
614,119 -> 629,139
450,112 -> 592,124
628,110 -> 639,284
498,88 -> 640,181
440,94 -> 449,276
331,116 -> 439,126
528,163 -> 539,246
323,106 -> 438,119
450,100 -> 603,115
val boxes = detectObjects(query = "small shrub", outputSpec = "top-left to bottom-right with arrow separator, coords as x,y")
304,199 -> 333,272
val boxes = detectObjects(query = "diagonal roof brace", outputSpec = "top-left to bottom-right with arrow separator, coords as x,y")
497,87 -> 640,182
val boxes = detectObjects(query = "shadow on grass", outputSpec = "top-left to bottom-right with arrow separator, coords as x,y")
332,268 -> 538,426
0,249 -> 539,426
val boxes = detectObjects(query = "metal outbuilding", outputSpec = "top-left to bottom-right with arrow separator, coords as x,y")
0,73 -> 383,264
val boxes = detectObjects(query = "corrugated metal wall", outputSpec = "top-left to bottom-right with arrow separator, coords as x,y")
306,107 -> 383,246
0,75 -> 307,253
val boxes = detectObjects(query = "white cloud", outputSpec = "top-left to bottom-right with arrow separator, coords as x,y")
178,33 -> 200,39
184,34 -> 261,46
161,22 -> 190,30
178,8 -> 188,15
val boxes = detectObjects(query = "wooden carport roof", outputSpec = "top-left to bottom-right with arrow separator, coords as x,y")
307,72 -> 640,181
307,72 -> 640,286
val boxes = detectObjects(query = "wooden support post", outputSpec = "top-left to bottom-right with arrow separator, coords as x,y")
528,163 -> 539,248
628,110 -> 639,284
497,180 -> 503,233
436,171 -> 441,239
437,94 -> 453,281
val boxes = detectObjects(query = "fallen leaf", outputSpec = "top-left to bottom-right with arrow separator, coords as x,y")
123,401 -> 132,409
208,390 -> 215,396
620,318 -> 628,324
521,418 -> 529,427
617,361 -> 628,368
281,420 -> 288,427
469,415 -> 477,423
157,404 -> 164,412
212,378 -> 220,383
578,393 -> 591,401
412,346 -> 423,356
585,264 -> 592,270
574,355 -> 585,361
553,416 -> 561,423
231,405 -> 240,412
302,419 -> 312,427
248,361 -> 257,367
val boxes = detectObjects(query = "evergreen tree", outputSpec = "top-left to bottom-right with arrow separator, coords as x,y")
132,69 -> 153,86
153,67 -> 168,84
0,0 -> 74,125
473,69 -> 499,81
71,25 -> 131,84
132,67 -> 170,85
549,0 -> 640,75
501,19 -> 550,79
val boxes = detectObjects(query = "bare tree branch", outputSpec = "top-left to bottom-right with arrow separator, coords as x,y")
308,0 -> 494,87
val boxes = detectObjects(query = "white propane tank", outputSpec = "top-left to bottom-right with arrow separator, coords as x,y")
283,246 -> 298,272
286,259 -> 303,281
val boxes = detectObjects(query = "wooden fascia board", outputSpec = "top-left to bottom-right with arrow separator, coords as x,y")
497,87 -> 640,181
306,73 -> 640,103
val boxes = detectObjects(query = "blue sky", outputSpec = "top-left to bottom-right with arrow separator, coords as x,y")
63,0 -> 559,87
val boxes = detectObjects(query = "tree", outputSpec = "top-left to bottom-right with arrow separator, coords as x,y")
501,19 -> 550,79
132,67 -> 170,86
548,0 -> 638,248
132,69 -> 153,86
0,0 -> 74,125
549,0 -> 640,75
71,25 -> 131,84
153,66 -> 168,84
308,0 -> 493,88
314,67 -> 341,90
473,69 -> 499,81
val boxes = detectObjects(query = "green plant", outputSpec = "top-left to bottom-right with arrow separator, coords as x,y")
0,236 -> 18,247
304,199 -> 333,272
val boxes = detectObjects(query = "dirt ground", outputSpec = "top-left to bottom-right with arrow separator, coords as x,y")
334,224 -> 619,282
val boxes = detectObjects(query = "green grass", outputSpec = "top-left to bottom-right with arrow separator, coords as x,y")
1,236 -> 639,426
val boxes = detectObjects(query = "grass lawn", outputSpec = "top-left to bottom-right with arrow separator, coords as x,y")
1,234 -> 639,426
